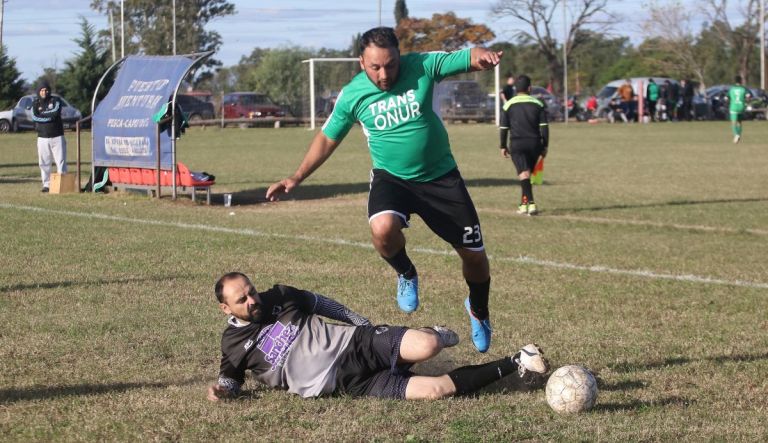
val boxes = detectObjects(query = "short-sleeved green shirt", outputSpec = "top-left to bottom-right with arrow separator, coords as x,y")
322,49 -> 471,182
728,85 -> 747,113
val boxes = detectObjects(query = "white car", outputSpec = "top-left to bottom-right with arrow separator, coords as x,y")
0,109 -> 13,133
10,94 -> 83,132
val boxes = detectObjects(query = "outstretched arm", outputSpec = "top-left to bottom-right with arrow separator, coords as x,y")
469,48 -> 503,72
302,290 -> 371,326
265,131 -> 341,201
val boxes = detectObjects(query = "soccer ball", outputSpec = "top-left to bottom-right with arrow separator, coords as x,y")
545,365 -> 598,413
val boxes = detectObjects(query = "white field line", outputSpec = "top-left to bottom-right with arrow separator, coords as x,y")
478,208 -> 768,236
3,202 -> 767,290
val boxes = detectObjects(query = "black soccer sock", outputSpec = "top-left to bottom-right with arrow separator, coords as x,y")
466,277 -> 490,320
521,178 -> 533,204
383,247 -> 416,278
448,357 -> 517,396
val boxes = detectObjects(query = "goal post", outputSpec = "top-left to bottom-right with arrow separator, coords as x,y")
302,57 -> 358,130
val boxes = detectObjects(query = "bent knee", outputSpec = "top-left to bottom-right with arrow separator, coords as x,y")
370,215 -> 403,240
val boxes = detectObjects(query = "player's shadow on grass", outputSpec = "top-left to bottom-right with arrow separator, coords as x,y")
608,352 -> 768,373
594,396 -> 695,412
221,178 -> 555,205
0,161 -> 88,169
464,178 -> 558,187
598,379 -> 647,391
0,176 -> 37,184
223,183 -> 369,205
0,275 -> 185,293
0,377 -> 203,404
552,196 -> 768,214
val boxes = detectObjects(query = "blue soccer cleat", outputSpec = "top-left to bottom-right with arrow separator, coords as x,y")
396,274 -> 419,313
465,297 -> 492,353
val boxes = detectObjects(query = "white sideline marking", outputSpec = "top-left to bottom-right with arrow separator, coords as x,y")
3,202 -> 767,290
479,208 -> 768,236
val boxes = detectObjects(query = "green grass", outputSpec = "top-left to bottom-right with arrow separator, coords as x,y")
1,121 -> 767,441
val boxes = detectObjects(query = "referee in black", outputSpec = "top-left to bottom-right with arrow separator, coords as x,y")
499,75 -> 549,216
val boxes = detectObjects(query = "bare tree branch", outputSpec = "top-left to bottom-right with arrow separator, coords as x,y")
491,0 -> 612,90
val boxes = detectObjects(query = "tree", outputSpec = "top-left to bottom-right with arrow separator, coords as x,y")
396,12 -> 495,52
238,47 -> 312,117
0,45 -> 25,109
569,32 -> 635,92
705,0 -> 762,85
57,18 -> 110,114
394,0 -> 409,25
90,0 -> 235,84
491,0 -> 613,92
641,1 -> 710,90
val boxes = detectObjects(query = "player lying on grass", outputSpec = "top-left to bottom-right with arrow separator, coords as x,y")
207,272 -> 549,401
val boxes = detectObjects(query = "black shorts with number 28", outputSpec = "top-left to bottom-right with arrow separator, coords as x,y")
367,168 -> 484,251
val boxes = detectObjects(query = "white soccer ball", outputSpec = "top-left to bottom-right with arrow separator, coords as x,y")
545,365 -> 598,413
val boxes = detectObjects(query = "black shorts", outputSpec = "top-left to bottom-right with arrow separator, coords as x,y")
334,325 -> 412,399
368,168 -> 484,251
509,138 -> 544,174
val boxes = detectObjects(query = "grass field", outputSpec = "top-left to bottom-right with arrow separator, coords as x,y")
1,121 -> 767,441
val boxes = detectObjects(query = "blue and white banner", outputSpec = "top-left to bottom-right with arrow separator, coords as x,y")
93,55 -> 194,168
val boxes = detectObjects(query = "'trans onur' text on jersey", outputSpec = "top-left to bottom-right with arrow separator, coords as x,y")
322,49 -> 472,182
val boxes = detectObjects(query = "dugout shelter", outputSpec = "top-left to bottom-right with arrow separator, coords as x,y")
87,51 -> 215,202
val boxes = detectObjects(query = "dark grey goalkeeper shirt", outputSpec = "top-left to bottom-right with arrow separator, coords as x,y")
217,284 -> 370,398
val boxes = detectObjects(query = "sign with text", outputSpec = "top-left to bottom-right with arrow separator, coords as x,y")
93,55 -> 194,168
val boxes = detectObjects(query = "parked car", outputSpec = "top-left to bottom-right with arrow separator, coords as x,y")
0,109 -> 13,133
595,77 -> 678,120
222,92 -> 286,119
176,94 -> 215,122
706,85 -> 767,120
11,94 -> 83,132
435,80 -> 494,122
531,86 -> 564,122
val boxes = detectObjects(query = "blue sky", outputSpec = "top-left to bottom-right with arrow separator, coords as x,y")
2,0 -> 719,82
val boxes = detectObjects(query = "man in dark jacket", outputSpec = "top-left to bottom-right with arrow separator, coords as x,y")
680,79 -> 695,121
664,80 -> 679,121
32,82 -> 66,192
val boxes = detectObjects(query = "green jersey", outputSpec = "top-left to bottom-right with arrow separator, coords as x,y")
647,82 -> 659,101
728,85 -> 747,113
322,49 -> 471,182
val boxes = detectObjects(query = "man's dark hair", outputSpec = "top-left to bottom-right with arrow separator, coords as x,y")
515,75 -> 531,93
214,271 -> 251,303
734,75 -> 742,84
359,27 -> 399,54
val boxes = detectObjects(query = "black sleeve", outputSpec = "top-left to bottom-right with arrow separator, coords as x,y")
283,285 -> 371,326
218,352 -> 246,395
40,97 -> 62,117
499,108 -> 510,149
31,99 -> 52,123
539,105 -> 549,150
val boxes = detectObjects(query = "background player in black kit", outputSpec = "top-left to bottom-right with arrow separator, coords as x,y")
498,75 -> 549,216
207,272 -> 549,401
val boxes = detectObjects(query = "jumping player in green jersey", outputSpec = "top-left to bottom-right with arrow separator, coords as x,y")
728,76 -> 748,144
266,27 -> 502,352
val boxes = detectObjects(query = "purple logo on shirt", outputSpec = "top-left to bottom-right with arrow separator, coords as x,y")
257,321 -> 299,371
